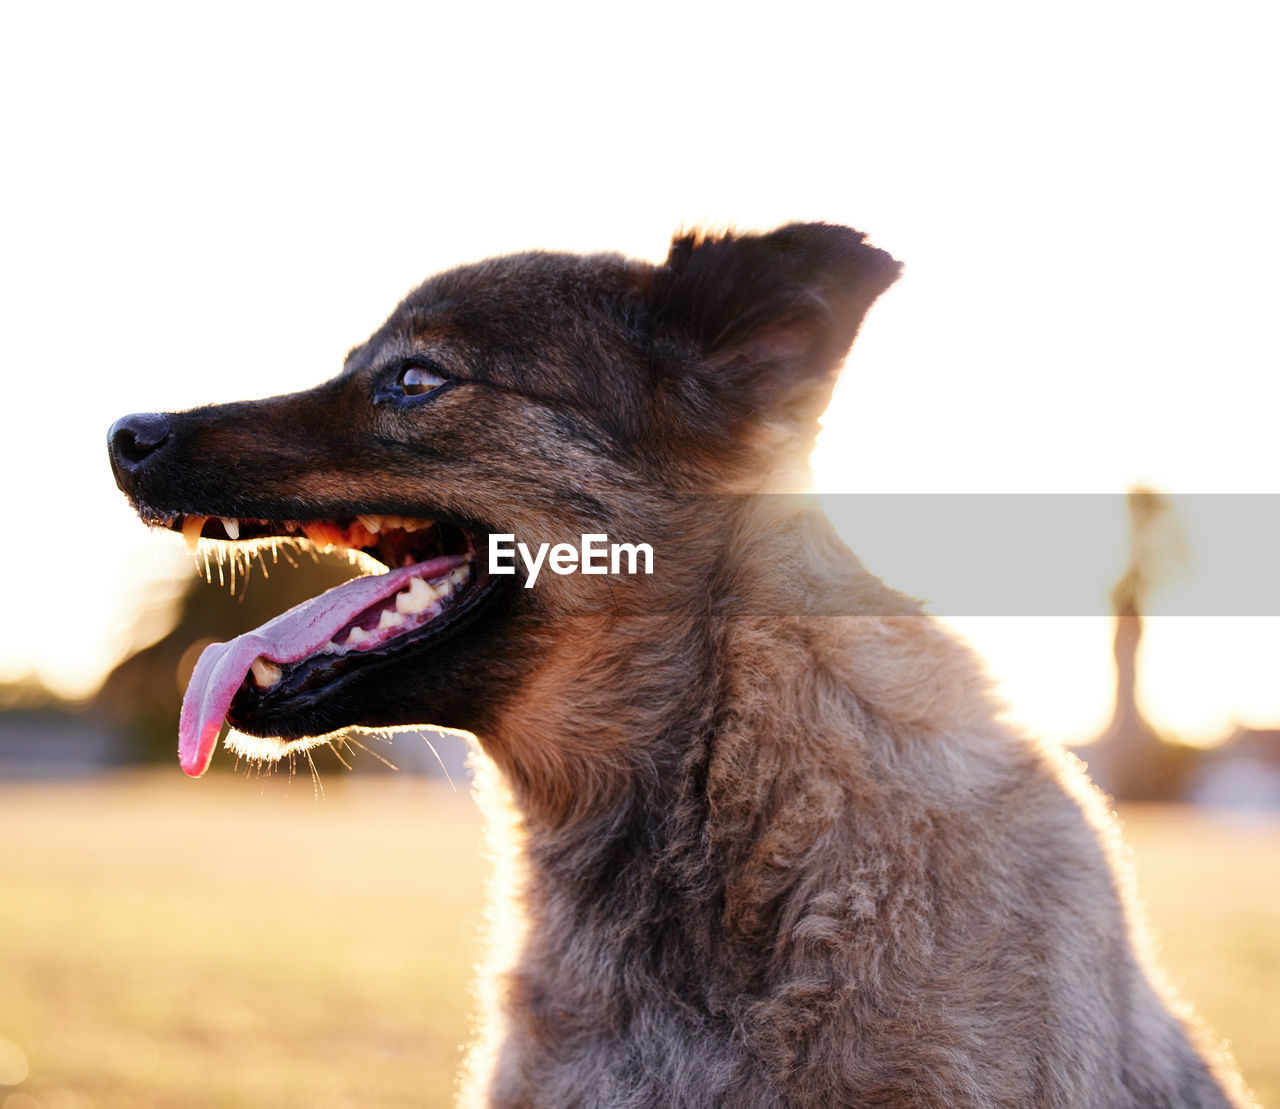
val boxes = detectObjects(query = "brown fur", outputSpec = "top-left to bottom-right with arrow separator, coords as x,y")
109,224 -> 1254,1107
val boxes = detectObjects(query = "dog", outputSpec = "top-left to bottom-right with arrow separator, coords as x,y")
107,223 -> 1252,1107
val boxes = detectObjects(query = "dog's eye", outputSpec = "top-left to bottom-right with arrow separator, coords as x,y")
398,365 -> 447,396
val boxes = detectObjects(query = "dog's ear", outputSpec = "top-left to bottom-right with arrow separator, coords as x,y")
649,222 -> 901,426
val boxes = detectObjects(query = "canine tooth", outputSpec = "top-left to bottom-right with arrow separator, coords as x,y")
356,514 -> 383,533
345,627 -> 371,647
221,517 -> 240,540
377,609 -> 406,630
250,657 -> 282,688
395,576 -> 439,614
182,516 -> 206,554
303,522 -> 345,549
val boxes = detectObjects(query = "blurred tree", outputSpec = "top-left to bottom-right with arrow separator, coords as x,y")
1076,490 -> 1203,801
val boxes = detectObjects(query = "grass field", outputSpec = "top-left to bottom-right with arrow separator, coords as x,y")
1,772 -> 1277,1108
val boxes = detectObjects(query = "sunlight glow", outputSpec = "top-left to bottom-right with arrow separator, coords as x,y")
3,3 -> 1277,751
183,535 -> 384,591
223,726 -> 337,766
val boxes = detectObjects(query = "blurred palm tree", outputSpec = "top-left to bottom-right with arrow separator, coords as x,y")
1077,489 -> 1202,801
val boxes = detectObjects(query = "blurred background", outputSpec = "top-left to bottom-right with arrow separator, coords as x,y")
1,2 -> 1277,1106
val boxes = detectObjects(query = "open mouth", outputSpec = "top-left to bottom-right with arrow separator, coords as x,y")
153,513 -> 497,778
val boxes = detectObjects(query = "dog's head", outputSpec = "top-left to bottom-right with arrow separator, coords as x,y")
108,223 -> 898,789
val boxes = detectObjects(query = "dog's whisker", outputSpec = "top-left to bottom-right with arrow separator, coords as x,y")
327,738 -> 353,772
343,732 -> 400,772
303,748 -> 324,800
420,734 -> 455,790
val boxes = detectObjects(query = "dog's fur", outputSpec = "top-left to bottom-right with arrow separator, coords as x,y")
110,224 -> 1252,1106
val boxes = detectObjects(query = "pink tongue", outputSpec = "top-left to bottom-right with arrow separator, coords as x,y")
178,554 -> 464,777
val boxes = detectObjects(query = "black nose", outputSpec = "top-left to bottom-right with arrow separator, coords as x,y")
108,412 -> 173,494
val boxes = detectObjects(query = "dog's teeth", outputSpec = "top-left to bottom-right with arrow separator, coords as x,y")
448,565 -> 470,587
377,609 -> 406,630
377,516 -> 434,533
395,576 -> 440,614
346,522 -> 378,548
394,577 -> 429,614
357,514 -> 383,534
221,517 -> 240,541
303,522 -> 346,549
182,516 -> 206,554
345,627 -> 371,647
250,657 -> 282,688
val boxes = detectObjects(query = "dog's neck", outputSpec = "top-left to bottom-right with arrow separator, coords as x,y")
479,500 -> 943,836
468,499 -> 1032,1047
480,493 -> 1013,865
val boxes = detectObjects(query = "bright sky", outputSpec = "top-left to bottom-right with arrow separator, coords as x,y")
1,3 -> 1276,745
